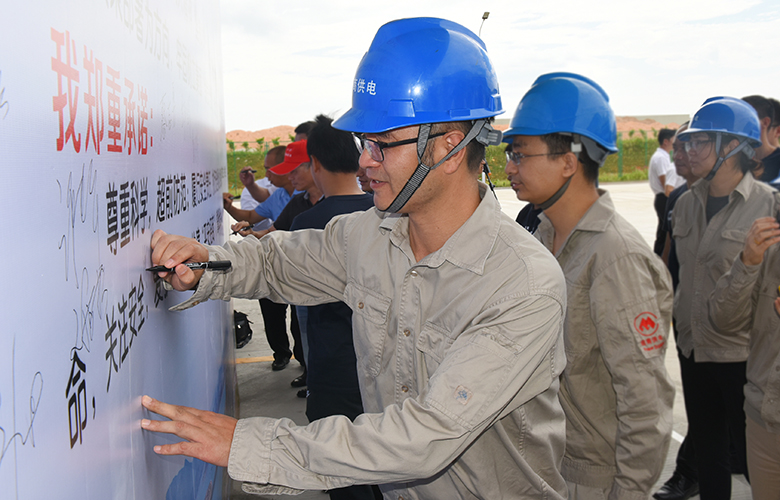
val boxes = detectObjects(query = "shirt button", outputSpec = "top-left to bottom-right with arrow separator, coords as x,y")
358,302 -> 364,309
410,270 -> 418,277
401,385 -> 409,393
403,329 -> 411,337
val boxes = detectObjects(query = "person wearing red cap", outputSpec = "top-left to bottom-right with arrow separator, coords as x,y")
223,141 -> 309,371
222,140 -> 308,230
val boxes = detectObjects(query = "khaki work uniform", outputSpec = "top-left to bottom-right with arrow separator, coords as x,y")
172,184 -> 569,499
672,172 -> 777,362
671,172 -> 777,497
710,208 -> 780,497
536,190 -> 674,500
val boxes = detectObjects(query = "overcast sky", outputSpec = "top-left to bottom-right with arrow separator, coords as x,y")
219,0 -> 780,132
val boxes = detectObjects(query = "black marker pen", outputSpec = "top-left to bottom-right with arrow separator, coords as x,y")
146,261 -> 232,273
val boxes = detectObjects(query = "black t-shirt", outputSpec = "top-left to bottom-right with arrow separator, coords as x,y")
706,194 -> 730,223
664,183 -> 688,292
516,203 -> 543,234
290,194 -> 375,391
760,147 -> 780,185
273,192 -> 315,231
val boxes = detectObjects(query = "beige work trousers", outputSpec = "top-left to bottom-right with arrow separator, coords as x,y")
565,480 -> 610,500
746,415 -> 780,500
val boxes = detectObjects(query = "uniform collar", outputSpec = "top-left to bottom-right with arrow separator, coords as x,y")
691,170 -> 755,205
378,183 -> 500,275
537,189 -> 614,244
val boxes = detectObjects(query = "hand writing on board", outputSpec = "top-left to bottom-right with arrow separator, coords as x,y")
141,395 -> 236,468
222,192 -> 234,210
150,229 -> 208,290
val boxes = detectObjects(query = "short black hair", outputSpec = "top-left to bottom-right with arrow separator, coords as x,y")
428,119 -> 494,174
540,133 -> 599,184
306,114 -> 360,173
769,98 -> 780,128
658,128 -> 675,145
742,95 -> 775,122
294,121 -> 316,137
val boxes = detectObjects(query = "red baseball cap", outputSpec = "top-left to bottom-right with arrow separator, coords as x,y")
269,140 -> 310,175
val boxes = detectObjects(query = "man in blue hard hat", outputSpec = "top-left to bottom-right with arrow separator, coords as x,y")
140,17 -> 568,499
504,72 -> 674,499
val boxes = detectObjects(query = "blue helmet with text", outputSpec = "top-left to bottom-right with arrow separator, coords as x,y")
332,17 -> 504,133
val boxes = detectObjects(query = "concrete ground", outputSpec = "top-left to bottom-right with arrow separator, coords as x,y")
226,182 -> 752,499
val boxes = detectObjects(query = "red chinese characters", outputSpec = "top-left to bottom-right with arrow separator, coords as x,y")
51,27 -> 154,155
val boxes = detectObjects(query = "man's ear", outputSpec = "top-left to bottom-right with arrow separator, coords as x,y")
310,155 -> 322,173
562,151 -> 579,179
439,129 -> 468,174
761,116 -> 772,132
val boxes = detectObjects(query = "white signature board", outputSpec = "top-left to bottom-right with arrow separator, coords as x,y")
0,1 -> 233,499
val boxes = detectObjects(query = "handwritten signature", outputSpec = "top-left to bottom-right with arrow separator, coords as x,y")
0,339 -> 44,488
58,161 -> 99,287
71,265 -> 108,353
0,70 -> 8,119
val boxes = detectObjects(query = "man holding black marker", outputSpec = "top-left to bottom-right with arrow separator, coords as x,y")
142,18 -> 567,499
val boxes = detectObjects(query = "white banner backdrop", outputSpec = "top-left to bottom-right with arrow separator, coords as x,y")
0,1 -> 232,499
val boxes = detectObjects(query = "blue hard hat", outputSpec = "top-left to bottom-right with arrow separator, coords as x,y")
332,17 -> 504,134
503,72 -> 618,153
678,97 -> 761,148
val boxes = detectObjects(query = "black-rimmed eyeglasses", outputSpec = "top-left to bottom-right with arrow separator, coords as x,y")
505,151 -> 564,165
354,133 -> 445,162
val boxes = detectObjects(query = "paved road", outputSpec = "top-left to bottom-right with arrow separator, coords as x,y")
228,182 -> 752,499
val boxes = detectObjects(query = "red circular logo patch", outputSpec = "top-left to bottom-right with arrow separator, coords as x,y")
634,312 -> 658,337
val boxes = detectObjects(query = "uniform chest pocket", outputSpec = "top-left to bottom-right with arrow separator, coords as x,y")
721,229 -> 748,247
671,221 -> 694,261
416,321 -> 455,376
715,229 -> 749,270
344,281 -> 391,378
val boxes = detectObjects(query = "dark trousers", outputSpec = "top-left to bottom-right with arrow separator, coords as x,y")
653,192 -> 668,256
307,387 -> 381,500
258,298 -> 303,367
675,435 -> 697,481
671,323 -> 698,481
679,350 -> 748,499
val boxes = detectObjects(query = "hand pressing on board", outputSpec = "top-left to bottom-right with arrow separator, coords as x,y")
150,229 -> 209,290
141,395 -> 236,468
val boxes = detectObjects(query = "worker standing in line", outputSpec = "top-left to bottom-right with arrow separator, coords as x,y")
504,72 -> 674,499
671,96 -> 773,499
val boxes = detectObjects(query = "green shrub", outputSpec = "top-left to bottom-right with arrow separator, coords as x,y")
226,135 -> 653,197
227,150 -> 267,197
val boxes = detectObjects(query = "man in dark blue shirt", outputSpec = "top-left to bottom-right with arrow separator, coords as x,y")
289,114 -> 378,500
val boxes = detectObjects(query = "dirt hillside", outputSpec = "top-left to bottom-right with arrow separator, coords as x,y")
226,117 -> 679,150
